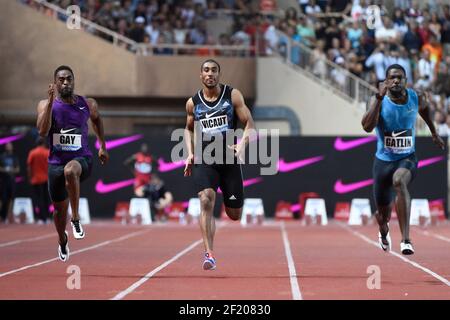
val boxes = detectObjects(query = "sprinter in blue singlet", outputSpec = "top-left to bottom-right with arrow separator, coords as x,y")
36,66 -> 109,262
362,64 -> 445,255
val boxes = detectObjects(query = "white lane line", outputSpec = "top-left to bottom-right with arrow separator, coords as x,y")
0,229 -> 149,279
414,229 -> 450,244
280,221 -> 303,300
112,221 -> 231,300
0,233 -> 54,248
337,222 -> 450,287
111,239 -> 203,300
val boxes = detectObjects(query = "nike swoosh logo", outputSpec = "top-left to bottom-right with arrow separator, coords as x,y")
0,134 -> 24,145
205,109 -> 222,118
95,134 -> 143,150
95,179 -> 135,194
217,177 -> 263,194
60,128 -> 76,134
334,179 -> 374,194
158,158 -> 185,172
418,156 -> 445,168
334,137 -> 377,151
334,156 -> 445,194
392,130 -> 407,138
79,107 -> 85,110
278,156 -> 324,173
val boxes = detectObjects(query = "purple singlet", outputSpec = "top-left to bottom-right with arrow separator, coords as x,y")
48,95 -> 93,165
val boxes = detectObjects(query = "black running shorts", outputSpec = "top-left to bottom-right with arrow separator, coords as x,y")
48,156 -> 93,203
193,163 -> 244,208
372,153 -> 418,207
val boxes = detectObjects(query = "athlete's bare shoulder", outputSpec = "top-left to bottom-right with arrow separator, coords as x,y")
37,99 -> 49,112
231,88 -> 246,108
186,97 -> 194,113
85,97 -> 98,108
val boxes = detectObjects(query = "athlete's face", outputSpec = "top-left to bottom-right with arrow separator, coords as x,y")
386,69 -> 406,95
200,62 -> 220,89
55,70 -> 74,99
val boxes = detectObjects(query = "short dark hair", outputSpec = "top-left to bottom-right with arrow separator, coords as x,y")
54,65 -> 74,79
385,64 -> 406,79
201,59 -> 220,73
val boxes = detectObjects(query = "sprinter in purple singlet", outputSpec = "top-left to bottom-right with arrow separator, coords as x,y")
36,66 -> 109,262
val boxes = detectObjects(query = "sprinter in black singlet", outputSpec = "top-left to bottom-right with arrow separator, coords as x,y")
184,59 -> 255,271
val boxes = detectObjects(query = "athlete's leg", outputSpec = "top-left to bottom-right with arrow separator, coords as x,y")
224,207 -> 242,221
198,188 -> 216,255
392,168 -> 413,242
373,157 -> 395,250
48,163 -> 70,260
53,199 -> 69,244
375,204 -> 392,236
64,160 -> 82,221
221,164 -> 244,221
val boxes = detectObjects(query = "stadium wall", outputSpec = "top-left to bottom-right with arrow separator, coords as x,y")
255,57 -> 367,136
0,1 -> 255,114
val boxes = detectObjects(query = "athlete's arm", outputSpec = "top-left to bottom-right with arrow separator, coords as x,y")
418,92 -> 445,150
36,84 -> 57,137
231,88 -> 255,153
361,80 -> 390,132
184,98 -> 195,177
87,98 -> 109,164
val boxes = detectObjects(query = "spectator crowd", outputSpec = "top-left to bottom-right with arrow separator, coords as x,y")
22,0 -> 450,136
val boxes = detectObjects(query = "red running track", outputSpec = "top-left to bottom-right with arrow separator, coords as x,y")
0,220 -> 449,300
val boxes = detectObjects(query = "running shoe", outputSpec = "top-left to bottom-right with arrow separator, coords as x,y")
58,231 -> 70,262
378,224 -> 391,252
202,252 -> 216,271
400,240 -> 414,255
71,219 -> 85,239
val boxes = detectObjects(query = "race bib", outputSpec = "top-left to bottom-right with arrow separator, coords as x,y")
53,128 -> 82,152
200,115 -> 228,133
384,129 -> 413,154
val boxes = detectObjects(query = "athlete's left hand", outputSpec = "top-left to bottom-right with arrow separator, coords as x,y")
432,133 -> 446,150
98,146 -> 109,165
228,143 -> 245,163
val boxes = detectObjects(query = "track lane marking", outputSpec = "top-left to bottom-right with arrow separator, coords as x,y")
0,229 -> 150,279
280,221 -> 303,300
337,222 -> 450,287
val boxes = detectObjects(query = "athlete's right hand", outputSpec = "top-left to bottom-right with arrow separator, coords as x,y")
378,79 -> 390,97
48,84 -> 57,100
184,154 -> 194,177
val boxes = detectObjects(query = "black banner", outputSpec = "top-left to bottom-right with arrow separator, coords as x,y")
5,133 -> 448,219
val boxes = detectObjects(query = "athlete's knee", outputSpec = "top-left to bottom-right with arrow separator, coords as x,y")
225,207 -> 242,221
392,175 -> 408,190
198,190 -> 215,211
64,163 -> 80,180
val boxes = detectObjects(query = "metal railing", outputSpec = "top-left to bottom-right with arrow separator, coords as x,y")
25,0 -> 255,57
24,0 -> 376,107
29,0 -> 139,50
273,30 -> 377,109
